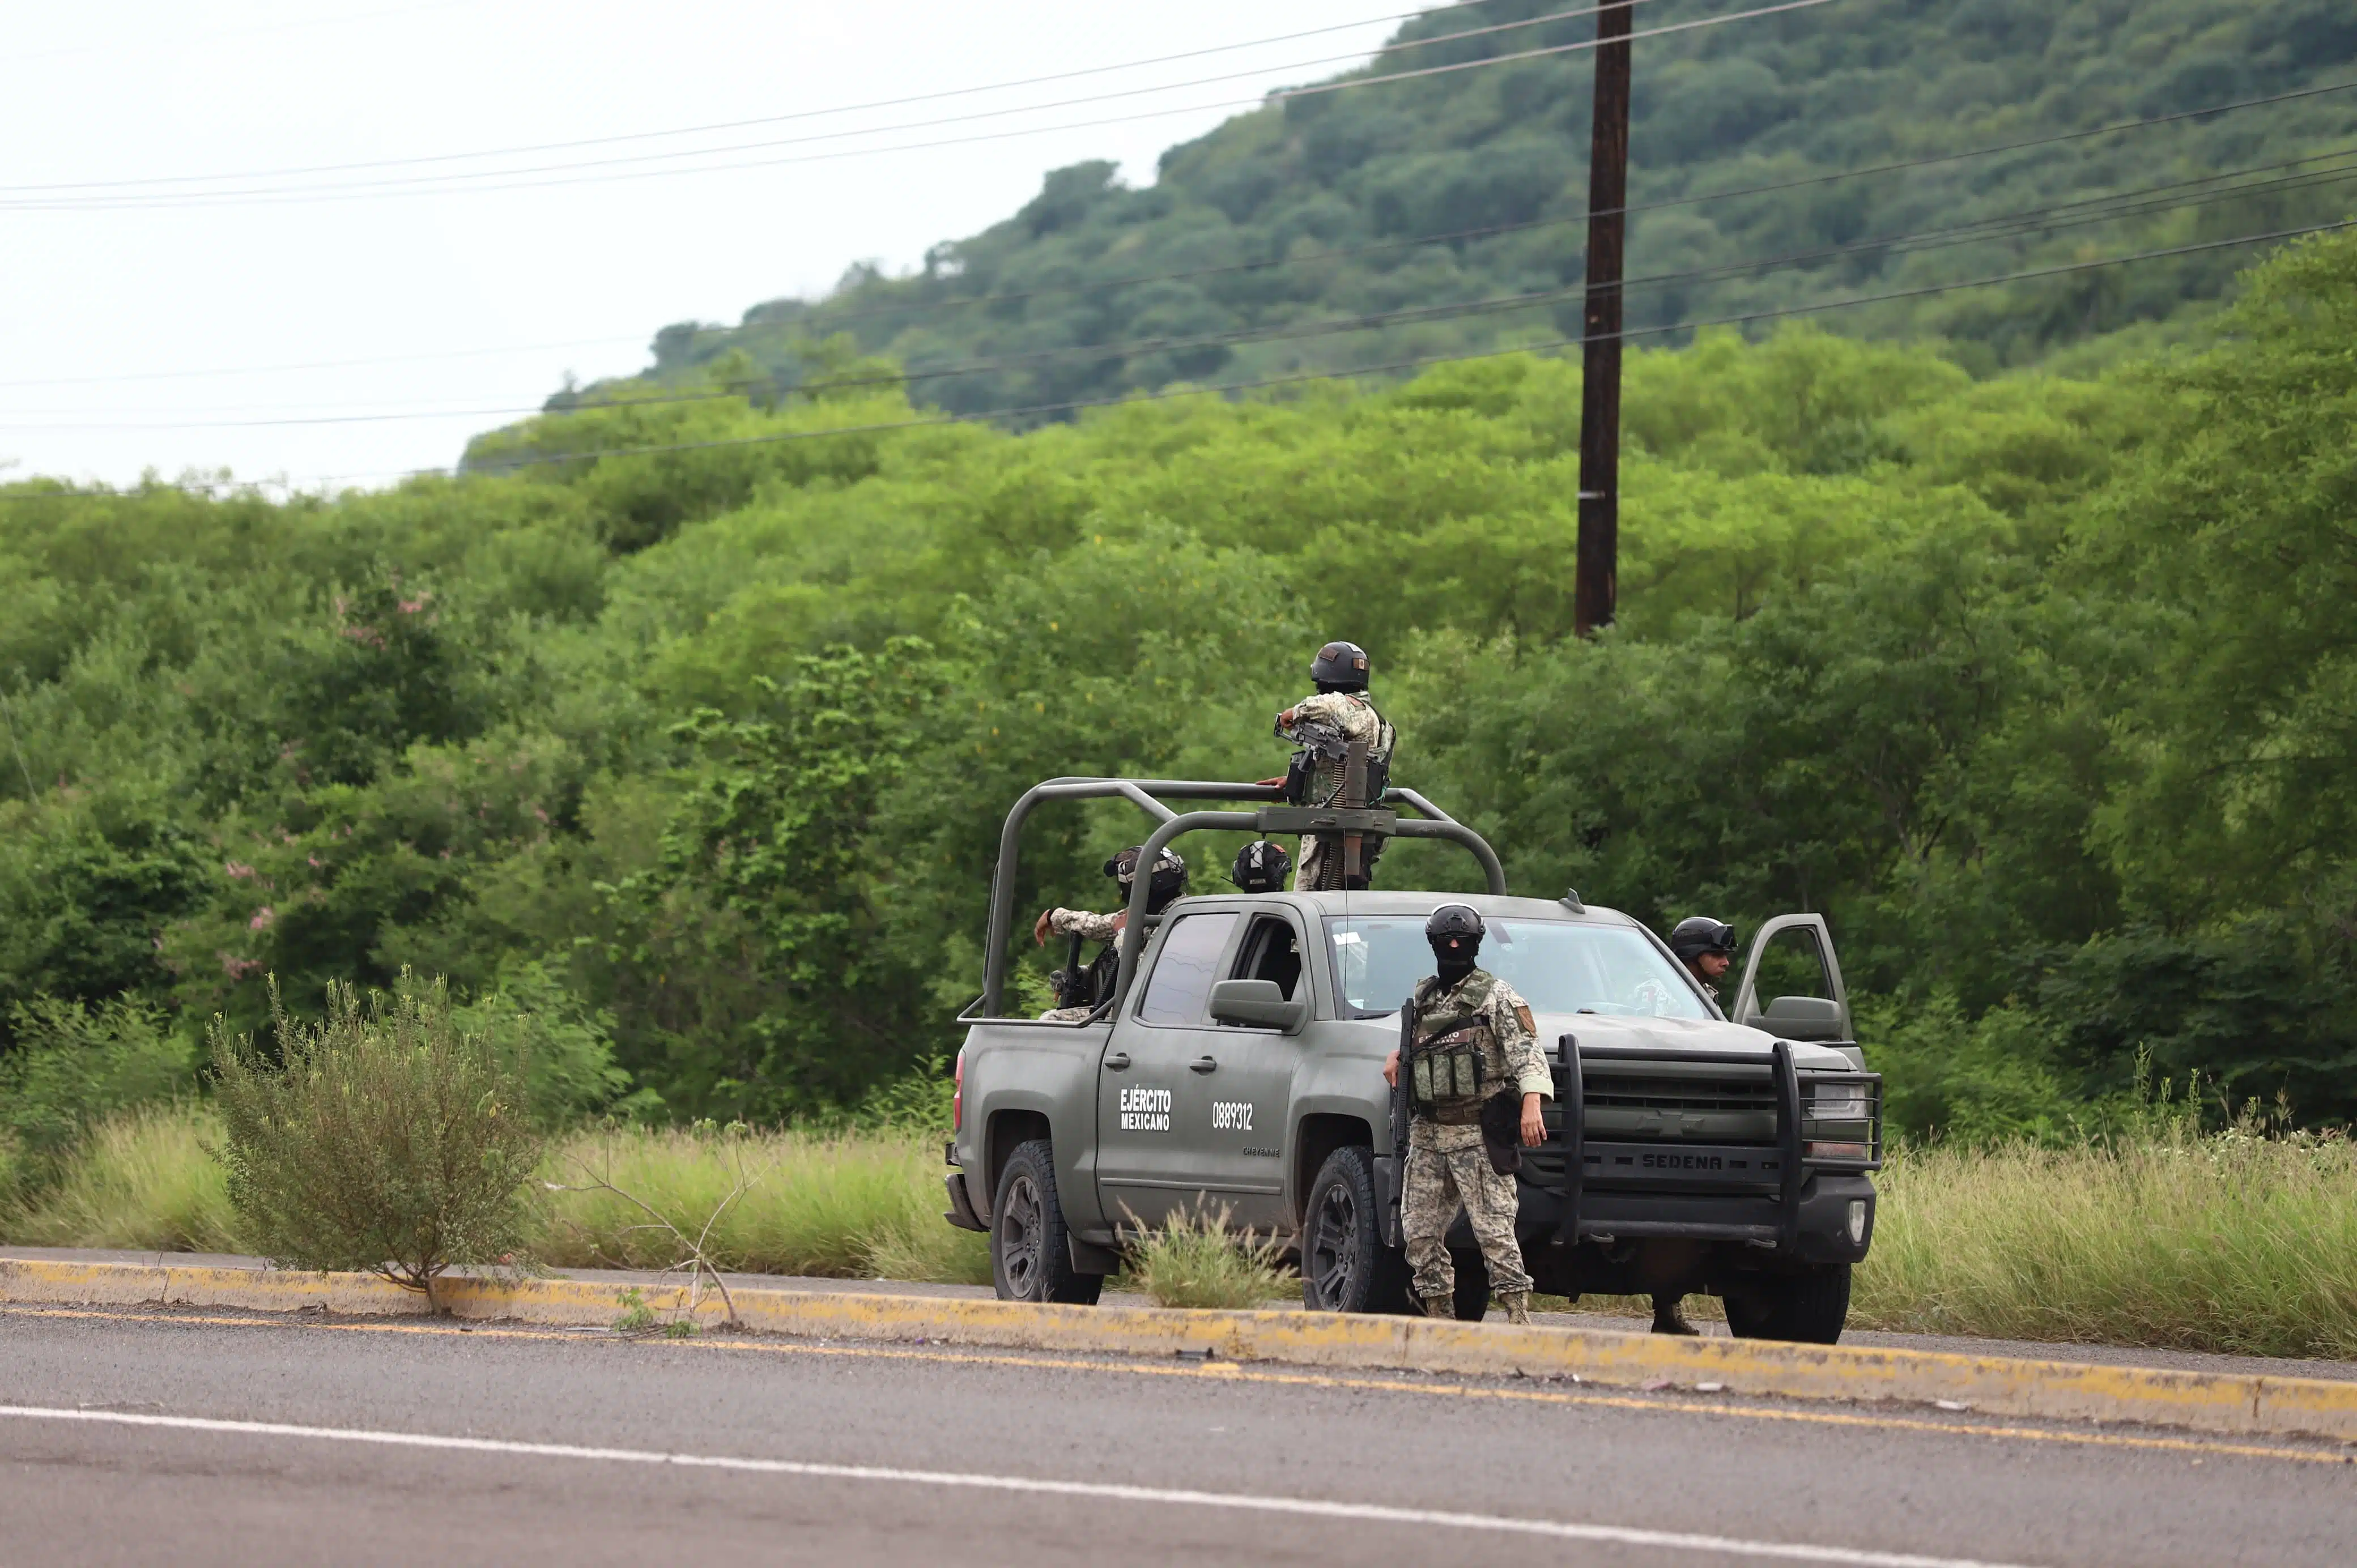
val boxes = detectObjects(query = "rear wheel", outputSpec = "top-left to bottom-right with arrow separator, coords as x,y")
990,1139 -> 1104,1305
1724,1264 -> 1850,1344
1300,1145 -> 1413,1313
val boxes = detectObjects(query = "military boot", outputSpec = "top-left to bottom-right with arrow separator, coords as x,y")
1500,1291 -> 1532,1326
1414,1291 -> 1453,1319
1650,1293 -> 1700,1336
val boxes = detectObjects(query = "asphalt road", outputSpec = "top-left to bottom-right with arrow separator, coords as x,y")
1,1306 -> 2351,1567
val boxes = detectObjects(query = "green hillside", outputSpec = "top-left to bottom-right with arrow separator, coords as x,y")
587,0 -> 2357,421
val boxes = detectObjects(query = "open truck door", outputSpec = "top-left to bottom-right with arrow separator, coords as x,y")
1730,914 -> 1862,1068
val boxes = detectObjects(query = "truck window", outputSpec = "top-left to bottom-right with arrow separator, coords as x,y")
1231,916 -> 1303,1002
1325,917 -> 1710,1021
1135,912 -> 1240,1027
1751,924 -> 1833,1003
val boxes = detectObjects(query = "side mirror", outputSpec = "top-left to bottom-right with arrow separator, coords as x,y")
1758,995 -> 1845,1040
1209,978 -> 1307,1032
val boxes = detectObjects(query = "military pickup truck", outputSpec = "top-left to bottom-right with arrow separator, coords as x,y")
942,778 -> 1882,1343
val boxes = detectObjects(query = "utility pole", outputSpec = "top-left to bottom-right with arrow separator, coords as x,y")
1573,0 -> 1635,638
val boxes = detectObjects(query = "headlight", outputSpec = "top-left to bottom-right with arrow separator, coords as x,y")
1807,1079 -> 1871,1120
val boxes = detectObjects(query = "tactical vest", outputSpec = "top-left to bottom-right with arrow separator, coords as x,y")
1407,974 -> 1513,1125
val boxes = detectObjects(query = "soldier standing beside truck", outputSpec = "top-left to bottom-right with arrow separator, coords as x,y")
1381,905 -> 1552,1323
1273,640 -> 1397,891
1649,915 -> 1742,1336
1669,916 -> 1739,1003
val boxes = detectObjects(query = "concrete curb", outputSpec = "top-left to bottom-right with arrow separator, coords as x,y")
7,1256 -> 2354,1444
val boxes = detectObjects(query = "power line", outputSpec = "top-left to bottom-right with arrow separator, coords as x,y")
0,0 -> 1534,194
5,66 -> 2338,398
12,62 -> 2336,394
5,1 -> 1832,212
9,214 -> 2320,495
5,67 -> 2342,399
22,151 -> 2352,435
453,220 -> 2357,469
700,75 -> 2357,333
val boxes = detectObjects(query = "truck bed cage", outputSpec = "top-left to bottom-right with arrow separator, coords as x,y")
976,777 -> 1508,1019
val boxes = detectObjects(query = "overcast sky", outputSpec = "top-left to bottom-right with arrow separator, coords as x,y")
1,1 -> 1402,491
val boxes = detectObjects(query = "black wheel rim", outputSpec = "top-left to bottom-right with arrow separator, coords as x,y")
1307,1182 -> 1360,1309
999,1173 -> 1043,1298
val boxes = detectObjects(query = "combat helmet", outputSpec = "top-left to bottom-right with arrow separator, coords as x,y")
1310,640 -> 1371,692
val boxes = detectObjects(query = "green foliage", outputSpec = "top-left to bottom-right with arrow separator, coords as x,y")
1854,1117 -> 2357,1358
541,1124 -> 988,1283
0,996 -> 194,1201
3,1104 -> 242,1253
1123,1203 -> 1294,1310
209,975 -> 544,1297
7,233 -> 2357,1134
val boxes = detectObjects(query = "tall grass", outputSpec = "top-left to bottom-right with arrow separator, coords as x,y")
1852,1125 -> 2357,1358
538,1125 -> 989,1285
1123,1204 -> 1292,1309
10,1107 -> 2354,1358
5,1104 -> 244,1254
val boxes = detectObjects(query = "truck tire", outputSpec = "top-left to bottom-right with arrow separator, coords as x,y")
1724,1264 -> 1850,1344
990,1139 -> 1104,1306
1450,1250 -> 1491,1321
1299,1145 -> 1413,1314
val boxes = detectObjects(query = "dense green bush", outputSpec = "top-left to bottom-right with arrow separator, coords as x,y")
209,977 -> 543,1298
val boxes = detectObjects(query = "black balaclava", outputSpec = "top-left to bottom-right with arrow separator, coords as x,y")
1431,931 -> 1480,988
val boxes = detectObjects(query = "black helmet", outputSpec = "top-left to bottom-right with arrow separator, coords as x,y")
1669,916 -> 1737,962
1425,904 -> 1484,944
1311,640 -> 1371,692
1107,845 -> 1189,911
1231,840 -> 1291,894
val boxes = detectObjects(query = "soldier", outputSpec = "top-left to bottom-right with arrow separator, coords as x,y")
1230,838 -> 1291,894
1273,640 -> 1397,892
1031,846 -> 1187,1021
1651,915 -> 1740,1337
1669,917 -> 1738,1003
1381,904 -> 1551,1324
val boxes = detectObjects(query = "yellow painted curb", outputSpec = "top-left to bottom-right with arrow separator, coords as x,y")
6,1256 -> 2354,1444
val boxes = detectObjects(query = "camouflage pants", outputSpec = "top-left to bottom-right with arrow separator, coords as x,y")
1037,1007 -> 1096,1023
1403,1119 -> 1531,1301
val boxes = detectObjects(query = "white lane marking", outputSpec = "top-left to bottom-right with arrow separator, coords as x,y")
0,1404 -> 2035,1568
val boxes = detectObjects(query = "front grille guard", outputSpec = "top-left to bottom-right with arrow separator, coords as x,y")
1550,1037 -> 1882,1253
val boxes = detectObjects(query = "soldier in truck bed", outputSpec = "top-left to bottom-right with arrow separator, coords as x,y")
1031,846 -> 1188,1022
1272,640 -> 1397,892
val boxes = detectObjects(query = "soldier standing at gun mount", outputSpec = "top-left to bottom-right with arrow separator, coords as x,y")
1382,905 -> 1551,1323
1032,846 -> 1187,1022
1271,640 -> 1397,891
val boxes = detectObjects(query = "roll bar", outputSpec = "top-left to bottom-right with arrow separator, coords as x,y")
976,777 -> 1507,1018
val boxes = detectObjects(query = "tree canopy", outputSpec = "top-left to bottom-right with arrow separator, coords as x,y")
7,231 -> 2357,1137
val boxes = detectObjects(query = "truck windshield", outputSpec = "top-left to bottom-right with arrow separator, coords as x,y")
1324,917 -> 1709,1020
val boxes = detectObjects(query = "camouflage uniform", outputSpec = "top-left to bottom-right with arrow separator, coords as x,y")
1401,968 -> 1551,1307
1037,907 -> 1122,1022
1277,690 -> 1397,892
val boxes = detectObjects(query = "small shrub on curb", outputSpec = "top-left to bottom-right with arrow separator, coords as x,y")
210,974 -> 543,1305
1125,1205 -> 1292,1310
